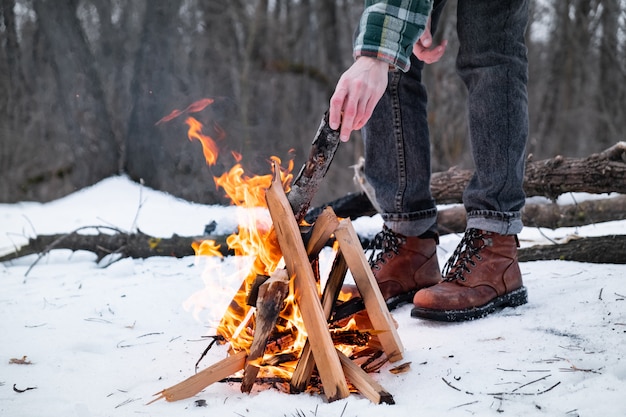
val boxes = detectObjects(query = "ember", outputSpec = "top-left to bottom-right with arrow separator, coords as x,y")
151,102 -> 404,404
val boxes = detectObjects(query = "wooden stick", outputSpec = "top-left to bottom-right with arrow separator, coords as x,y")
334,219 -> 404,363
266,164 -> 350,402
149,351 -> 247,403
336,349 -> 394,405
291,249 -> 348,393
305,206 -> 339,258
241,269 -> 289,393
288,113 -> 341,223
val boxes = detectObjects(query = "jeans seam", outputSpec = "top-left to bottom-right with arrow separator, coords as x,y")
389,71 -> 406,213
501,3 -> 513,210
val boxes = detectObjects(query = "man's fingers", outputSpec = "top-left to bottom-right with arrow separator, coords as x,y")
328,56 -> 389,141
413,39 -> 447,64
329,88 -> 347,130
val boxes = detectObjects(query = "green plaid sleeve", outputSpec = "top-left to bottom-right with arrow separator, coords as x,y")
354,0 -> 433,71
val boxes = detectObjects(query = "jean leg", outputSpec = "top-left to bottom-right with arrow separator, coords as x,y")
362,0 -> 449,237
456,0 -> 529,234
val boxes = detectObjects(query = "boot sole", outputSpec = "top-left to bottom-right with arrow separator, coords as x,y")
410,286 -> 528,322
386,290 -> 418,311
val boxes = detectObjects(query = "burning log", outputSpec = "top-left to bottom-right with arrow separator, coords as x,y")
337,349 -> 394,405
290,250 -> 348,393
288,113 -> 341,223
153,166 -> 403,404
333,219 -> 403,362
241,269 -> 289,393
265,165 -> 351,401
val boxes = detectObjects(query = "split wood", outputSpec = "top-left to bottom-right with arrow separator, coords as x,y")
152,165 -> 403,404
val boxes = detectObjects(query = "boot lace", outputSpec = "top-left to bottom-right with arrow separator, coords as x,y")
367,226 -> 404,268
442,229 -> 488,282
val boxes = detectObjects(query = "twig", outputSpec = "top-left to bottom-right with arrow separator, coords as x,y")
536,227 -> 558,245
448,400 -> 479,410
442,377 -> 561,396
560,364 -> 602,374
487,382 -> 561,396
114,397 -> 141,408
130,179 -> 146,232
511,374 -> 551,393
441,377 -> 471,394
13,384 -> 37,393
339,402 -> 348,417
195,335 -> 226,371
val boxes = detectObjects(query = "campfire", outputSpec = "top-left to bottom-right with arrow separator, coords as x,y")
150,101 -> 405,404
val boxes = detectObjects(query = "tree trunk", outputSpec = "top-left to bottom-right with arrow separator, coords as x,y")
307,143 -> 626,218
517,235 -> 626,264
32,0 -> 119,188
433,142 -> 626,203
126,0 -> 188,194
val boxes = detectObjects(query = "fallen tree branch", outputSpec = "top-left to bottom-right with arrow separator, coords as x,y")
0,226 -> 230,266
434,142 -> 626,203
307,194 -> 626,235
517,235 -> 626,264
3,229 -> 625,268
307,142 -> 626,220
3,146 -> 625,268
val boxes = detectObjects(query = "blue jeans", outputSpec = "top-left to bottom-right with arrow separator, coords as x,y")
363,0 -> 529,236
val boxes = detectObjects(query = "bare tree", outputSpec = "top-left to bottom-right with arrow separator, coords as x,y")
33,0 -> 119,187
2,0 -> 625,207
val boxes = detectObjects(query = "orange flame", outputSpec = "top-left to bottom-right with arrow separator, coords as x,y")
164,99 -> 362,381
191,239 -> 223,258
186,117 -> 220,166
156,98 -> 215,125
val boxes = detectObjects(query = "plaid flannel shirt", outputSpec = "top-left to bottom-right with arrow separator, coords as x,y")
354,0 -> 433,72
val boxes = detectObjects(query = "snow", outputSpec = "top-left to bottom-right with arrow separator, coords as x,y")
1,176 -> 625,417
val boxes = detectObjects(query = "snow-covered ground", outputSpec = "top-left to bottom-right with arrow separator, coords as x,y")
1,176 -> 625,417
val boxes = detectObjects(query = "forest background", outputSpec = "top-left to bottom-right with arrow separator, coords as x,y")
1,0 -> 625,206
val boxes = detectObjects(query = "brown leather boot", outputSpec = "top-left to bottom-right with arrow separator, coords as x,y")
369,226 -> 442,310
411,229 -> 528,321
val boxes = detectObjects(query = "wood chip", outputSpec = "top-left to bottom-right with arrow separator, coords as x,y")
389,362 -> 411,374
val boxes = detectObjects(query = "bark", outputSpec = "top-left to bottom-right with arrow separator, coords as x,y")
241,269 -> 289,393
307,193 -> 626,236
307,143 -> 626,226
4,145 -> 625,268
33,0 -> 119,188
0,227 -> 229,267
517,235 -> 626,264
288,113 -> 341,223
6,225 -> 625,267
126,0 -> 189,194
437,194 -> 626,235
432,142 -> 626,203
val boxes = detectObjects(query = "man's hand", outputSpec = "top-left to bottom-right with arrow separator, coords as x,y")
328,57 -> 389,142
413,18 -> 447,64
